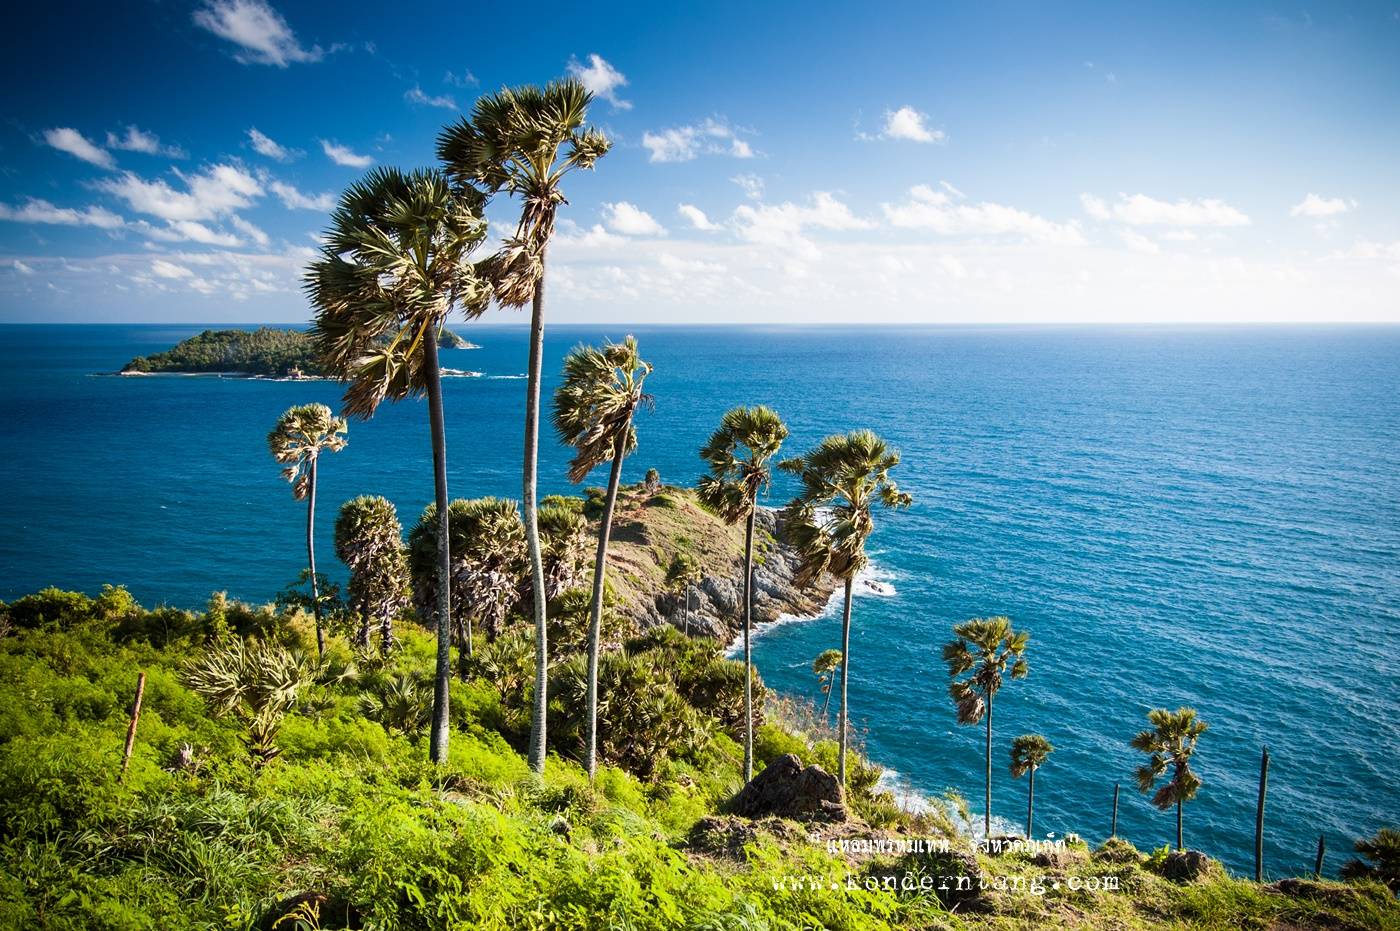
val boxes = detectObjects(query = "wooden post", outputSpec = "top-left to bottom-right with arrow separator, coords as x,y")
1255,746 -> 1270,882
120,671 -> 146,780
1314,834 -> 1325,879
1111,782 -> 1120,838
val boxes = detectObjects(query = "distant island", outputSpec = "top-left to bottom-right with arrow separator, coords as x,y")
120,327 -> 479,378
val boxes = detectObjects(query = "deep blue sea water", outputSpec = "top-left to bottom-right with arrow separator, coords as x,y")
1,323 -> 1397,877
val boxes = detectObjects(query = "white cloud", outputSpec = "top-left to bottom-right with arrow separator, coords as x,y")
43,128 -> 114,169
940,180 -> 965,199
151,259 -> 194,279
106,126 -> 185,158
1290,193 -> 1353,218
732,192 -> 872,259
642,119 -> 753,163
269,180 -> 333,211
1081,192 -> 1250,227
885,185 -> 1085,245
566,53 -> 630,110
248,128 -> 295,161
193,0 -> 323,66
878,106 -> 945,143
677,204 -> 721,231
0,198 -> 124,229
444,70 -> 477,88
555,222 -> 626,249
1120,229 -> 1160,254
405,86 -> 457,109
98,164 -> 262,222
320,140 -> 372,168
12,260 -> 35,275
602,202 -> 665,237
732,174 -> 764,200
230,215 -> 271,248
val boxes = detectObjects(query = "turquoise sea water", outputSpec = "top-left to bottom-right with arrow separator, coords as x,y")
1,323 -> 1397,876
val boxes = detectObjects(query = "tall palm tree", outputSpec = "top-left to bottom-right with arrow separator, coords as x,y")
551,336 -> 652,780
306,166 -> 490,763
407,498 -> 525,676
698,405 -> 789,782
780,429 -> 910,791
333,495 -> 410,656
267,403 -> 347,659
943,616 -> 1031,839
438,79 -> 610,775
812,648 -> 843,719
1132,707 -> 1208,851
1010,733 -> 1054,839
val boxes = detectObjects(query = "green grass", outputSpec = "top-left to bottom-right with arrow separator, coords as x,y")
0,587 -> 1395,930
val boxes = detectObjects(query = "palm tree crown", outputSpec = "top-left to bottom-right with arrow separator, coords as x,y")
779,429 -> 911,586
306,166 -> 490,418
407,499 -> 525,649
333,495 -> 410,654
697,405 -> 789,522
436,79 -> 610,305
1010,734 -> 1054,778
551,335 -> 653,482
1132,707 -> 1208,810
943,617 -> 1030,725
267,403 -> 346,499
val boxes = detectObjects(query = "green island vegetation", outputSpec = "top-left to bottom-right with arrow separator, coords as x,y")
121,327 -> 476,378
6,76 -> 1397,931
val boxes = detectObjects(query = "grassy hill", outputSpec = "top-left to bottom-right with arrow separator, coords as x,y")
1,583 -> 1395,930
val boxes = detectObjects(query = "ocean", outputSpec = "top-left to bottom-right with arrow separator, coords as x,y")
1,323 -> 1396,877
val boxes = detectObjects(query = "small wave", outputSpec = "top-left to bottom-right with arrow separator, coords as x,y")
485,374 -> 528,380
724,560 -> 893,657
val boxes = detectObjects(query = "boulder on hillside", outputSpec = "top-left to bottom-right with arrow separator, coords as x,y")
687,815 -> 808,860
1158,850 -> 1218,883
729,753 -> 846,821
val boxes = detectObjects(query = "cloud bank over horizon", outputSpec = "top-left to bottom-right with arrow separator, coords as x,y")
2,1 -> 1398,324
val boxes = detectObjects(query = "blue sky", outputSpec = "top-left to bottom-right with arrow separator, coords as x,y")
2,0 -> 1399,323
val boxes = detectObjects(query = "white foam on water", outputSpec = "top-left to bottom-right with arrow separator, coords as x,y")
724,560 -> 894,658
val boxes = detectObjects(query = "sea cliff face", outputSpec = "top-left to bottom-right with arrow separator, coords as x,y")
596,484 -> 838,642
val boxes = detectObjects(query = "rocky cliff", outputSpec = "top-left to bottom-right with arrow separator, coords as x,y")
595,484 -> 838,642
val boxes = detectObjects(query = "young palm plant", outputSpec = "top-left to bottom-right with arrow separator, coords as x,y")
267,403 -> 347,659
305,166 -> 490,763
551,336 -> 652,780
183,640 -> 308,768
438,79 -> 610,775
813,648 -> 843,719
1132,706 -> 1208,851
780,429 -> 910,791
333,495 -> 410,657
943,616 -> 1031,839
1010,733 -> 1054,839
698,405 -> 789,782
664,552 -> 702,635
538,497 -> 590,601
407,499 -> 525,677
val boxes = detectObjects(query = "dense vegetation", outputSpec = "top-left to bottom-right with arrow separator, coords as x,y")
2,585 -> 1397,930
121,327 -> 474,377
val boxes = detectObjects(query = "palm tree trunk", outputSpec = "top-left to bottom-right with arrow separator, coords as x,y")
837,576 -> 854,793
742,507 -> 757,783
585,439 -> 626,780
524,257 -> 549,776
985,696 -> 994,839
306,457 -> 324,659
821,677 -> 833,718
1176,796 -> 1183,851
379,610 -> 392,658
1027,766 -> 1035,839
425,340 -> 453,765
